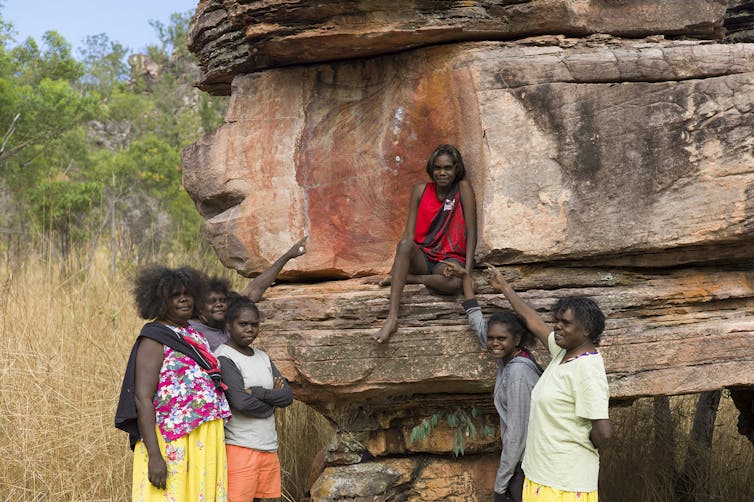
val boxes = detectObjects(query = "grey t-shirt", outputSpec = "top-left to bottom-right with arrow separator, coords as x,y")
463,298 -> 543,494
214,344 -> 293,451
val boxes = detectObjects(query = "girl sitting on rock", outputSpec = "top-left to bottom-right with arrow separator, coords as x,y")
375,144 -> 477,343
443,261 -> 542,502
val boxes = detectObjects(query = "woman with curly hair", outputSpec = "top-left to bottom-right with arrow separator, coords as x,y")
484,265 -> 611,502
116,266 -> 231,501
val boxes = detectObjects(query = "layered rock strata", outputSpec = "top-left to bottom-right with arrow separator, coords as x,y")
254,265 -> 754,498
184,1 -> 754,499
187,0 -> 728,94
725,0 -> 754,42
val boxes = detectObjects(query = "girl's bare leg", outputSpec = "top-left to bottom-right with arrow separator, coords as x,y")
374,238 -> 427,343
411,273 -> 462,293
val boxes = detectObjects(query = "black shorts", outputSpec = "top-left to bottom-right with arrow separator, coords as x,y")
423,254 -> 463,274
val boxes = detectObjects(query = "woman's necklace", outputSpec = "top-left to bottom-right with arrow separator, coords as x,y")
563,350 -> 599,364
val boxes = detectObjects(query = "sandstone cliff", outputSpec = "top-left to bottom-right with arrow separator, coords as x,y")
183,1 -> 754,499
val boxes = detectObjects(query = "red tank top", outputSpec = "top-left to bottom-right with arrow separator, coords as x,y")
414,182 -> 467,264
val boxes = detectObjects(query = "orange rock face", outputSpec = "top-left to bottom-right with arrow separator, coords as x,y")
183,38 -> 754,279
183,45 -> 481,278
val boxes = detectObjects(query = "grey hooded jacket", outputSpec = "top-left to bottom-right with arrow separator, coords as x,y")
463,298 -> 543,495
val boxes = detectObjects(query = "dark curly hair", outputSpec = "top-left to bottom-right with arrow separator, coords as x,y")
425,144 -> 466,182
133,266 -> 207,320
207,276 -> 231,297
487,311 -> 537,349
224,295 -> 260,325
552,296 -> 606,345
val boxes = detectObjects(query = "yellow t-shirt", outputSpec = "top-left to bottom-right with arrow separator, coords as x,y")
521,332 -> 610,492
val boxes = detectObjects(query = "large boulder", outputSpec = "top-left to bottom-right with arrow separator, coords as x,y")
183,2 -> 754,499
187,0 -> 728,94
253,264 -> 754,496
182,37 -> 754,279
256,267 -> 754,426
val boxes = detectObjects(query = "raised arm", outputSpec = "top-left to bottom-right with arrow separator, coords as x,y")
441,260 -> 486,347
241,236 -> 307,301
458,180 -> 477,272
134,338 -> 167,490
486,265 -> 551,347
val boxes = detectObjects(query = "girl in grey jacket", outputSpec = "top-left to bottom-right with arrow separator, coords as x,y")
444,261 -> 542,502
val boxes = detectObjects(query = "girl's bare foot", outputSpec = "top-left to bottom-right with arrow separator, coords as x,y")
374,318 -> 398,343
363,275 -> 391,286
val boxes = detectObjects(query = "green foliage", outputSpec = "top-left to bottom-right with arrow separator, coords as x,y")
148,11 -> 193,60
408,407 -> 496,457
79,33 -> 129,94
11,31 -> 84,84
0,7 -> 228,259
106,88 -> 153,123
29,179 -> 101,241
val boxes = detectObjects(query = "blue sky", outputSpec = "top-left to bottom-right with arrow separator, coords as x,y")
2,0 -> 198,55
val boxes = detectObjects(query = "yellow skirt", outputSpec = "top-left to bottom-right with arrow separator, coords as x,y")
133,419 -> 227,502
523,477 -> 599,502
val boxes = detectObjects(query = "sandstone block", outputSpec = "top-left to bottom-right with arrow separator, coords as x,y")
253,266 -> 754,441
188,0 -> 728,93
182,39 -> 754,279
309,454 -> 498,501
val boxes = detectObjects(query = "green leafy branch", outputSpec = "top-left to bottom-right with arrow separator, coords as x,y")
409,407 -> 495,457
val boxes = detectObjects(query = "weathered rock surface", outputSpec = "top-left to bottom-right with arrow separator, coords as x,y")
257,267 -> 754,421
308,454 -> 498,501
254,264 -> 754,497
184,3 -> 754,499
187,0 -> 728,94
725,0 -> 754,42
182,38 -> 754,279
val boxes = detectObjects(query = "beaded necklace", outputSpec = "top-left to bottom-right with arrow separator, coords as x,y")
563,350 -> 599,364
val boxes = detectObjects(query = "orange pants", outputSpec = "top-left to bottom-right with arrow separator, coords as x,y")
226,444 -> 281,501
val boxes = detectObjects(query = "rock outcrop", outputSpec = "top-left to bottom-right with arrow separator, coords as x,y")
183,37 -> 754,278
254,264 -> 754,497
187,0 -> 728,94
184,1 -> 754,499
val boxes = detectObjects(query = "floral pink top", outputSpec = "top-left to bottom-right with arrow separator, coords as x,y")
153,325 -> 231,441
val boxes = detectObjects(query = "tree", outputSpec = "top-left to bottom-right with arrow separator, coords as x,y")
0,7 -> 228,263
79,33 -> 129,95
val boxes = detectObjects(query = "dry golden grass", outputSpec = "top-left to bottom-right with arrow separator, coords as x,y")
601,395 -> 754,501
0,252 -> 138,500
0,249 -> 332,501
0,249 -> 750,501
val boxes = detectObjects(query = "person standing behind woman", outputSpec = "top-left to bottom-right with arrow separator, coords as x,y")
485,266 -> 611,502
116,266 -> 231,501
215,296 -> 293,502
375,144 -> 477,342
443,261 -> 542,502
190,236 -> 308,351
